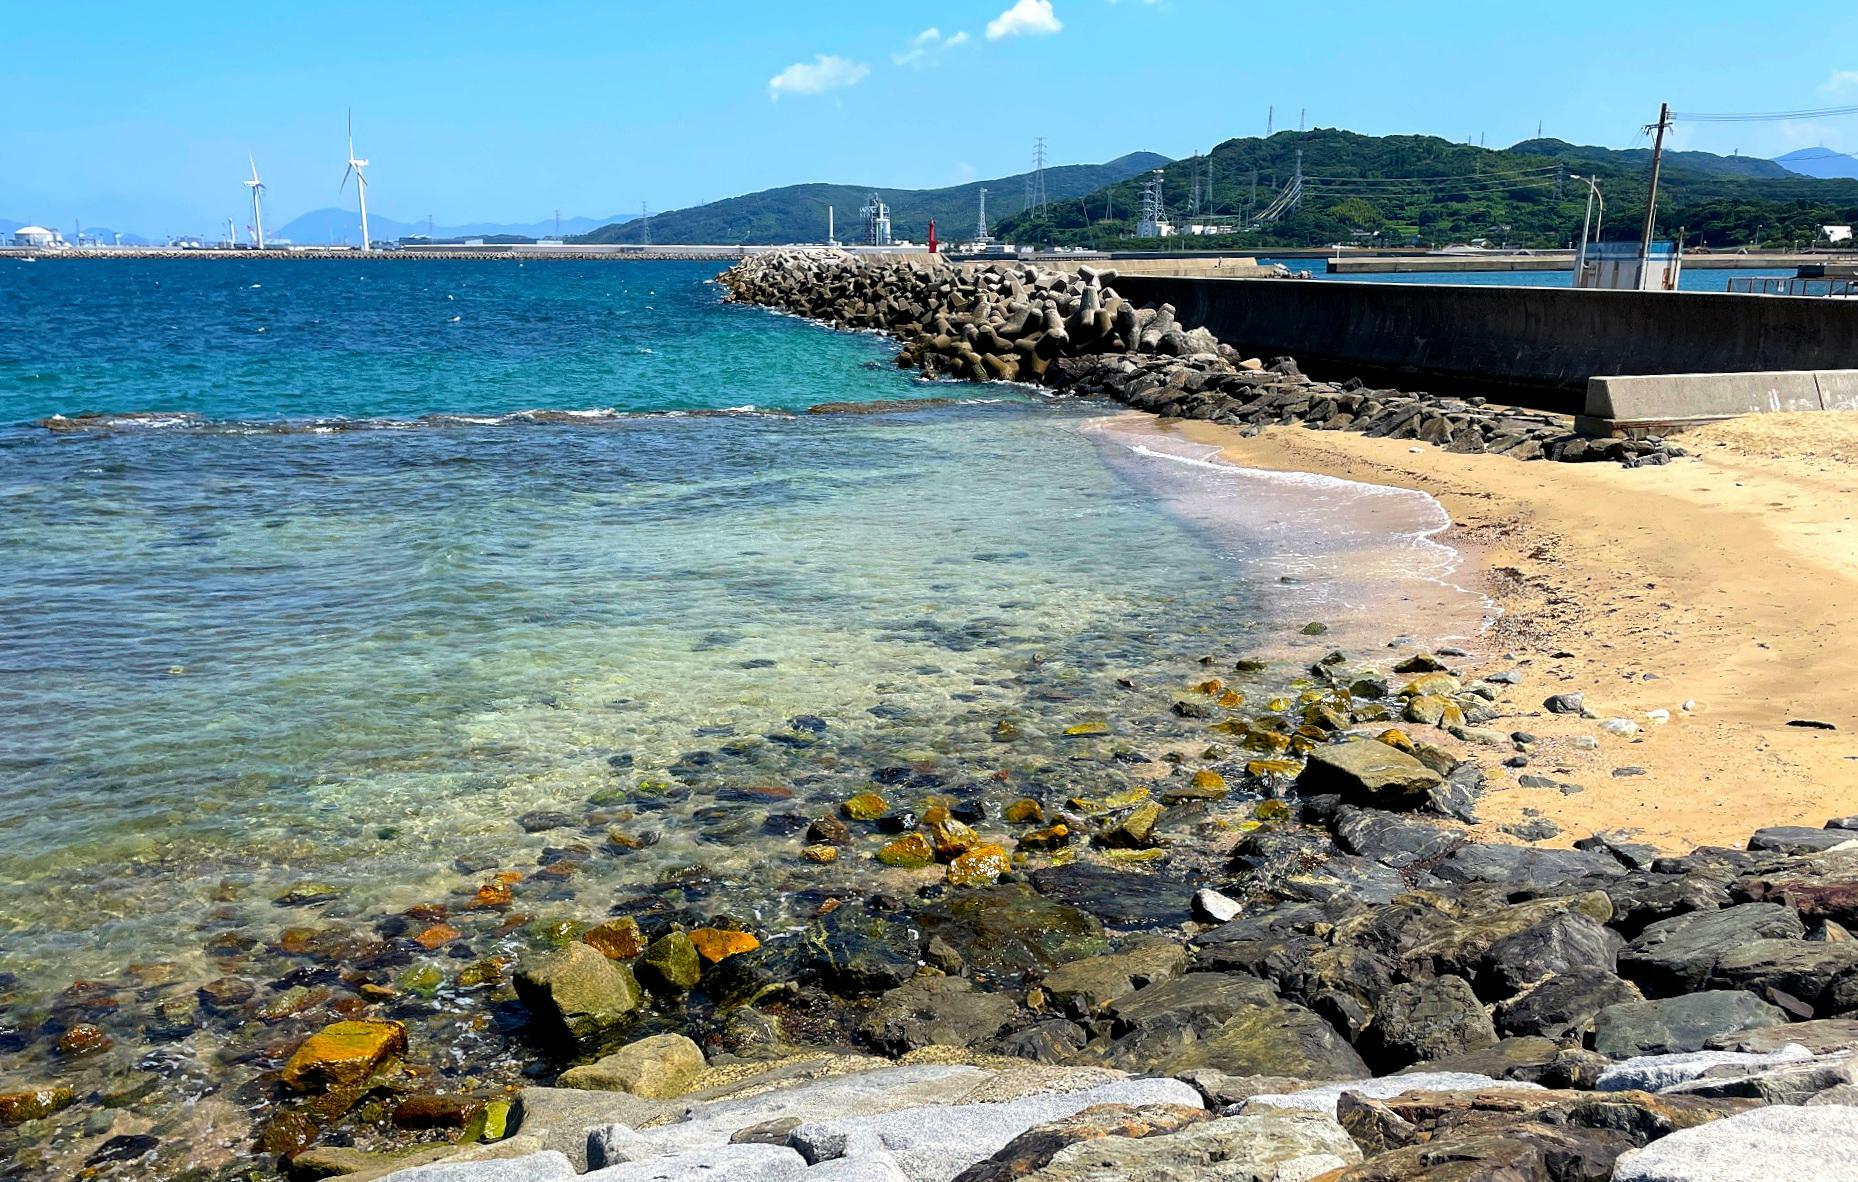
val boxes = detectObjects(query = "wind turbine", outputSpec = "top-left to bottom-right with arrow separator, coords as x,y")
244,155 -> 267,249
340,110 -> 371,252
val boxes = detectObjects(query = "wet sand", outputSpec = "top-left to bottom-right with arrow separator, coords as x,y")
1112,411 -> 1858,852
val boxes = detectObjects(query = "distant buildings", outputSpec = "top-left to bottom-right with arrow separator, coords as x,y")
11,225 -> 64,249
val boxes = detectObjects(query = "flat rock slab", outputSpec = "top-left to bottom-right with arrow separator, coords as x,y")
378,1150 -> 576,1182
789,1077 -> 1203,1182
1238,1073 -> 1540,1117
1591,990 -> 1788,1058
1611,1104 -> 1858,1181
1596,1045 -> 1814,1092
630,1065 -> 1001,1158
1707,1018 -> 1858,1055
1015,1110 -> 1360,1181
582,1142 -> 810,1181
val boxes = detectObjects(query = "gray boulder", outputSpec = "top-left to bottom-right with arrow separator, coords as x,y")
1663,1051 -> 1858,1105
1611,1105 -> 1858,1181
1331,807 -> 1466,869
1705,938 -> 1858,1015
376,1151 -> 576,1182
1012,1111 -> 1360,1181
1476,911 -> 1622,999
514,944 -> 644,1048
1363,975 -> 1498,1071
1592,990 -> 1789,1058
1619,903 -> 1806,994
1431,843 -> 1624,890
1039,937 -> 1186,1017
787,1077 -> 1202,1182
1494,967 -> 1642,1039
581,1142 -> 810,1181
1748,826 -> 1858,855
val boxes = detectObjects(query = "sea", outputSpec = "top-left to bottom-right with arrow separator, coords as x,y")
0,258 -> 1485,1177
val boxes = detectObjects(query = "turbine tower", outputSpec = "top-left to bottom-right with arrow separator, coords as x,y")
244,155 -> 267,249
340,110 -> 372,252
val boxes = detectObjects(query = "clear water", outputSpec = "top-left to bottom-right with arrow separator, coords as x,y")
0,258 -> 1484,1178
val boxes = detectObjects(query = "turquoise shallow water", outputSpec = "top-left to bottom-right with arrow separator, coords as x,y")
0,258 -> 1485,1178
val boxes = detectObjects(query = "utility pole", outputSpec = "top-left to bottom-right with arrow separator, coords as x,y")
1638,102 -> 1672,282
1267,105 -> 1274,137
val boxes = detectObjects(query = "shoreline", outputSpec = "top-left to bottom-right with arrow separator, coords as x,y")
1134,411 -> 1858,852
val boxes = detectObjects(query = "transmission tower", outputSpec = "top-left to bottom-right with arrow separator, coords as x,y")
1027,137 -> 1049,218
640,201 -> 651,246
1137,169 -> 1166,239
1188,152 -> 1202,219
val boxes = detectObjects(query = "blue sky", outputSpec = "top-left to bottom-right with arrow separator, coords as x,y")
5,0 -> 1856,235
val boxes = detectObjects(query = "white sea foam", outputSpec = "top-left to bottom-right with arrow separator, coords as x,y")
1091,422 -> 1493,649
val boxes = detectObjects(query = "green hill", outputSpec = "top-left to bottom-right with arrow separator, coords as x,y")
573,152 -> 1168,246
994,129 -> 1858,250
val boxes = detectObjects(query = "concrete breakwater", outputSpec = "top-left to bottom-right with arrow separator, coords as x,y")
720,250 -> 1679,466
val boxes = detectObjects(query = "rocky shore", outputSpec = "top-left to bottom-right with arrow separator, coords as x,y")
6,251 -> 1852,1182
720,249 -> 1681,467
177,644 -> 1858,1182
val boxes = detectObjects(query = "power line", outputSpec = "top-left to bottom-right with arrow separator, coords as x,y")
1673,103 -> 1858,123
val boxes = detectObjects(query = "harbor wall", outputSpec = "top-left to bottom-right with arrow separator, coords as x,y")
1111,275 -> 1858,401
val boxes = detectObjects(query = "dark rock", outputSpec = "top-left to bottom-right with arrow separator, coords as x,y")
915,885 -> 1105,980
801,903 -> 923,996
1544,692 -> 1585,714
857,976 -> 1018,1055
1432,843 -> 1625,892
1028,862 -> 1193,929
1619,903 -> 1806,993
1495,968 -> 1643,1040
1362,975 -> 1498,1071
1748,826 -> 1858,855
1704,938 -> 1858,1015
948,1102 -> 1212,1182
1332,807 -> 1466,869
992,1019 -> 1090,1064
1477,911 -> 1623,999
518,810 -> 577,833
1591,990 -> 1788,1057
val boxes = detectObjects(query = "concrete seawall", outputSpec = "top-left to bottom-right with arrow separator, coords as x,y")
1112,275 -> 1858,405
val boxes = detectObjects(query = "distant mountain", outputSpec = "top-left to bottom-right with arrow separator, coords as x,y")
574,152 -> 1170,246
272,209 -> 636,245
991,129 -> 1858,249
1776,147 -> 1858,180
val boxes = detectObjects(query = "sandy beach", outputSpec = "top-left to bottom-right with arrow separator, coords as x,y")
1115,411 -> 1858,853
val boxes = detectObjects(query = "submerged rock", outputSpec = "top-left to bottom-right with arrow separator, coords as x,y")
280,1019 -> 407,1092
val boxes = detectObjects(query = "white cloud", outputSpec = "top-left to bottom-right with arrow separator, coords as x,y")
986,0 -> 1063,40
892,27 -> 970,68
1821,69 -> 1858,96
768,54 -> 870,101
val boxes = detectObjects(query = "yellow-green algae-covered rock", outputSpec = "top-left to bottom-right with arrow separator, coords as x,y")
841,791 -> 890,821
0,1086 -> 76,1124
514,943 -> 643,1045
947,844 -> 1012,887
280,1019 -> 407,1092
877,832 -> 935,869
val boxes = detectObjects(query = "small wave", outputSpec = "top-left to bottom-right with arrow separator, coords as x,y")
30,405 -> 802,435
